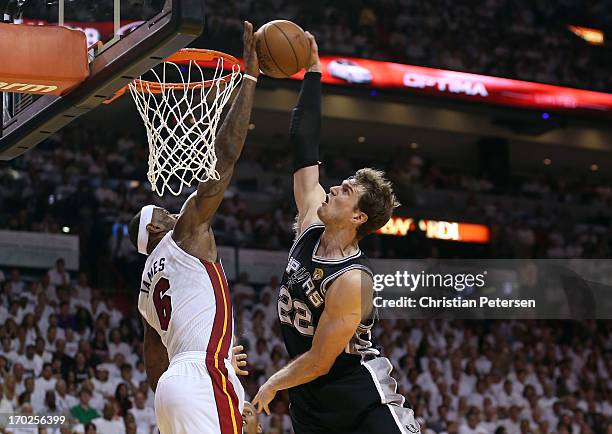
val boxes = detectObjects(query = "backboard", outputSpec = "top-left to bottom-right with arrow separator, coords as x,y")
0,0 -> 204,160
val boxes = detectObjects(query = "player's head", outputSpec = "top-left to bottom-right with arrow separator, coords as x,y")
128,205 -> 178,255
242,402 -> 263,434
317,168 -> 399,240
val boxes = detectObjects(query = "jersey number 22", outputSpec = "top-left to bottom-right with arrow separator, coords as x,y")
278,286 -> 314,336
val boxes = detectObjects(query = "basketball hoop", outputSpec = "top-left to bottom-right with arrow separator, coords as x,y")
106,48 -> 242,196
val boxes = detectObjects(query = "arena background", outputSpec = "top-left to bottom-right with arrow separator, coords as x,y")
1,0 -> 611,433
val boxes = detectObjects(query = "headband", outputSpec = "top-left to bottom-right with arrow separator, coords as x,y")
137,205 -> 155,255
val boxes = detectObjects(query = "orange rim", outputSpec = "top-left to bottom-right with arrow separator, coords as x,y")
103,48 -> 241,103
133,48 -> 241,94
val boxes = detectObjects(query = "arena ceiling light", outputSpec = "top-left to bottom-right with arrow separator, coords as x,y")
568,25 -> 604,46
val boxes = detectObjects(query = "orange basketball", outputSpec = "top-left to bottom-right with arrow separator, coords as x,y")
255,20 -> 310,78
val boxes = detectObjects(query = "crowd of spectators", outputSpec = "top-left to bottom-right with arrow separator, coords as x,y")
238,284 -> 612,433
0,260 -> 156,433
1,127 -> 611,278
370,148 -> 612,260
3,4 -> 612,432
16,0 -> 612,91
1,260 -> 611,433
0,121 -> 611,434
205,0 -> 612,92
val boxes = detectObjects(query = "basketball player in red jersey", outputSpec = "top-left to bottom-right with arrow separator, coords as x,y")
126,22 -> 258,434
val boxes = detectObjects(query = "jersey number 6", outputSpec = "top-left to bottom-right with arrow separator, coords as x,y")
153,278 -> 172,331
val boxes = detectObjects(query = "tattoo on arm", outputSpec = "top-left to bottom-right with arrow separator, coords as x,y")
197,80 -> 256,198
175,22 -> 259,232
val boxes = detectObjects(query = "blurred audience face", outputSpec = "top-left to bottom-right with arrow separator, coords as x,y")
55,379 -> 67,395
103,403 -> 115,420
467,409 -> 480,428
134,391 -> 145,408
242,402 -> 263,434
13,363 -> 23,379
97,368 -> 109,382
79,390 -> 91,406
45,390 -> 56,408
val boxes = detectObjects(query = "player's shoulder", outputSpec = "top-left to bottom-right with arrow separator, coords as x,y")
324,268 -> 373,314
173,196 -> 213,239
289,223 -> 325,256
297,212 -> 324,236
324,266 -> 373,305
295,222 -> 325,239
329,267 -> 373,292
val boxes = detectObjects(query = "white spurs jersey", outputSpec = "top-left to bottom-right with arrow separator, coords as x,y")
138,231 -> 234,362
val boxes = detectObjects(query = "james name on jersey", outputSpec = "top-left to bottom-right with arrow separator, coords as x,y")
141,257 -> 166,292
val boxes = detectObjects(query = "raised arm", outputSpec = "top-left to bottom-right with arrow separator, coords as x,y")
176,21 -> 259,230
292,33 -> 326,235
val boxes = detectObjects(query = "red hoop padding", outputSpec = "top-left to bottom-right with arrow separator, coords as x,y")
104,48 -> 241,103
0,23 -> 89,96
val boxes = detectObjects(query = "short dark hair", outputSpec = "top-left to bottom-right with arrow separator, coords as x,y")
467,406 -> 480,417
353,168 -> 399,239
128,211 -> 141,250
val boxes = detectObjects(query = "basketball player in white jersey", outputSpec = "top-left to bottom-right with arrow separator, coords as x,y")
126,22 -> 259,434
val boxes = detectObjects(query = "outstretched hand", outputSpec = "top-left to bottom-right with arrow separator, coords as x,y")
252,380 -> 277,415
231,345 -> 248,376
243,21 -> 259,78
304,31 -> 321,73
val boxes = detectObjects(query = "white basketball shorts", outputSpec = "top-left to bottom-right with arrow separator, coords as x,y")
155,351 -> 245,434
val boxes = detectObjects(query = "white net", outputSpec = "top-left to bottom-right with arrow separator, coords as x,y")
128,52 -> 242,196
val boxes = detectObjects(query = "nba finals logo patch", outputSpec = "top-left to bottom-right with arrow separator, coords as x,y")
313,268 -> 324,280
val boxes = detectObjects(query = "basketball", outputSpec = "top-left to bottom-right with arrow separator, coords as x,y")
4,3 -> 611,434
255,20 -> 310,78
